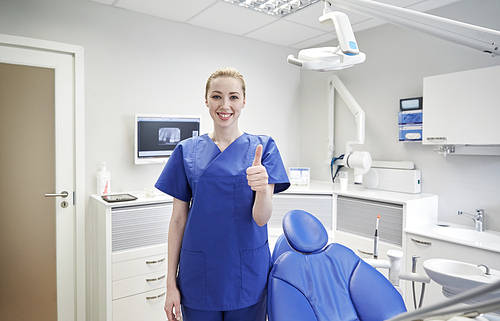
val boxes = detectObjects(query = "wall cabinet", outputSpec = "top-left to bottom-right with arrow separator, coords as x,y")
87,195 -> 172,321
423,65 -> 500,145
405,232 -> 500,310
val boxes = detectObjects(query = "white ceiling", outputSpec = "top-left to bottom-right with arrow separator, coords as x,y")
91,0 -> 461,49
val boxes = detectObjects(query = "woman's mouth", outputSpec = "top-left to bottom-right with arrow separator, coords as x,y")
217,112 -> 233,121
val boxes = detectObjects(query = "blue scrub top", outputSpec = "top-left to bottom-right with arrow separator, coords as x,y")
155,133 -> 290,311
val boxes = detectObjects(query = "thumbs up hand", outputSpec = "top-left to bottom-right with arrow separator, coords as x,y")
246,144 -> 268,192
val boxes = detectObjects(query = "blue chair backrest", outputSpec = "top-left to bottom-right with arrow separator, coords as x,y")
268,210 -> 406,321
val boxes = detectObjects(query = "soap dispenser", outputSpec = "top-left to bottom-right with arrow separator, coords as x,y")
97,162 -> 111,195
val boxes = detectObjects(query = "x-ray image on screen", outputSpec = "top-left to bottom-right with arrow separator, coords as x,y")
158,127 -> 180,145
136,115 -> 200,163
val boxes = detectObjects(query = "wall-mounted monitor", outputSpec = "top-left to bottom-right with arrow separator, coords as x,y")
135,114 -> 200,164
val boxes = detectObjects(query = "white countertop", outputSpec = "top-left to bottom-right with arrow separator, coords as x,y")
283,180 -> 436,204
91,191 -> 172,208
282,180 -> 334,195
406,223 -> 500,254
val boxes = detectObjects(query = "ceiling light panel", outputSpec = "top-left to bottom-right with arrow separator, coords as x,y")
223,0 -> 321,17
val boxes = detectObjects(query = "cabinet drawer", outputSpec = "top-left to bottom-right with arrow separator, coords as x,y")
337,196 -> 403,246
112,288 -> 166,321
112,203 -> 171,252
113,254 -> 167,281
113,271 -> 166,300
334,230 -> 402,260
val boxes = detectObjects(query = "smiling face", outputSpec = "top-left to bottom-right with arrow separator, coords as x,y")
205,76 -> 246,131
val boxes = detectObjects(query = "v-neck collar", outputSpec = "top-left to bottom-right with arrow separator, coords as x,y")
204,132 -> 247,154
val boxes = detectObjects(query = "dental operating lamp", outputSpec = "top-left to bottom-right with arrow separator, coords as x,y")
287,9 -> 365,71
288,0 -> 500,72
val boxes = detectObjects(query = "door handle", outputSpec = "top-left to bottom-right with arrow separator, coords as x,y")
44,191 -> 69,198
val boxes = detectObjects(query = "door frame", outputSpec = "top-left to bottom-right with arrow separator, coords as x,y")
0,33 -> 85,321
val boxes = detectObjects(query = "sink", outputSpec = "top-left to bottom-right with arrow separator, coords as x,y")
423,258 -> 500,302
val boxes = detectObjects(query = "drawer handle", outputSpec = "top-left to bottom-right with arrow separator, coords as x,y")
146,274 -> 166,282
410,237 -> 432,246
145,257 -> 165,265
146,292 -> 166,301
357,249 -> 374,256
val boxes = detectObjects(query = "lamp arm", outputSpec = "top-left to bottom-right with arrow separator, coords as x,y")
329,0 -> 500,56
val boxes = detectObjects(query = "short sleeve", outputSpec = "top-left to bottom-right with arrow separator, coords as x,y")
154,144 -> 192,202
262,137 -> 290,194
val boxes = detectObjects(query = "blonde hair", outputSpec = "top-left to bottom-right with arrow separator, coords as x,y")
205,67 -> 246,99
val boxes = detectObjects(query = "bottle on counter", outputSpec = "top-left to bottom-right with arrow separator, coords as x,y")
97,161 -> 111,195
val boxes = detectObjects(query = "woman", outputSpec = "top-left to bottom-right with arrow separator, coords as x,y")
155,68 -> 290,321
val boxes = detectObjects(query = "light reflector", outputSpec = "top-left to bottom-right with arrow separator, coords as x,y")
223,0 -> 321,17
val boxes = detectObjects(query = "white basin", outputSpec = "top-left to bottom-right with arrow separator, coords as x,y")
423,258 -> 500,302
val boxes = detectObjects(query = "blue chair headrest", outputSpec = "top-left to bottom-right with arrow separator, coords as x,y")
282,210 -> 328,253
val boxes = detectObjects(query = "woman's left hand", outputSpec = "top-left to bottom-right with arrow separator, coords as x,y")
246,145 -> 269,192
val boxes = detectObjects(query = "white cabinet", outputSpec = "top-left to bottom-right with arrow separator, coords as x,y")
405,232 -> 500,310
423,65 -> 500,145
331,189 -> 437,260
331,188 -> 437,303
87,195 -> 172,321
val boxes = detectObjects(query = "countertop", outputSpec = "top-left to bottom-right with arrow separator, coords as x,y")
283,180 -> 437,204
90,191 -> 172,208
406,223 -> 500,254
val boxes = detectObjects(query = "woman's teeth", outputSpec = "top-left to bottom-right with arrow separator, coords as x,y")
217,112 -> 232,120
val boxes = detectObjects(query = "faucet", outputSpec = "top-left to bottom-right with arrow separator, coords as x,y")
477,264 -> 491,275
457,209 -> 485,232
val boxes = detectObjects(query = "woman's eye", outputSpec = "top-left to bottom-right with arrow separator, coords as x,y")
230,96 -> 239,100
211,95 -> 221,99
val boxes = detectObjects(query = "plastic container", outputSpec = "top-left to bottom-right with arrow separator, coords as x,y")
339,171 -> 348,191
97,162 -> 111,195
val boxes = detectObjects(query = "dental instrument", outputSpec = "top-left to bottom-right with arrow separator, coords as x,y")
411,255 -> 427,310
373,214 -> 380,259
287,0 -> 500,72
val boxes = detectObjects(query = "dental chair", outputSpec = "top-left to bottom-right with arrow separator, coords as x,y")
268,210 -> 407,321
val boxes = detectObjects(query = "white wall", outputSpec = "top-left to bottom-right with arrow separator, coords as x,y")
0,0 -> 301,199
299,0 -> 500,230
